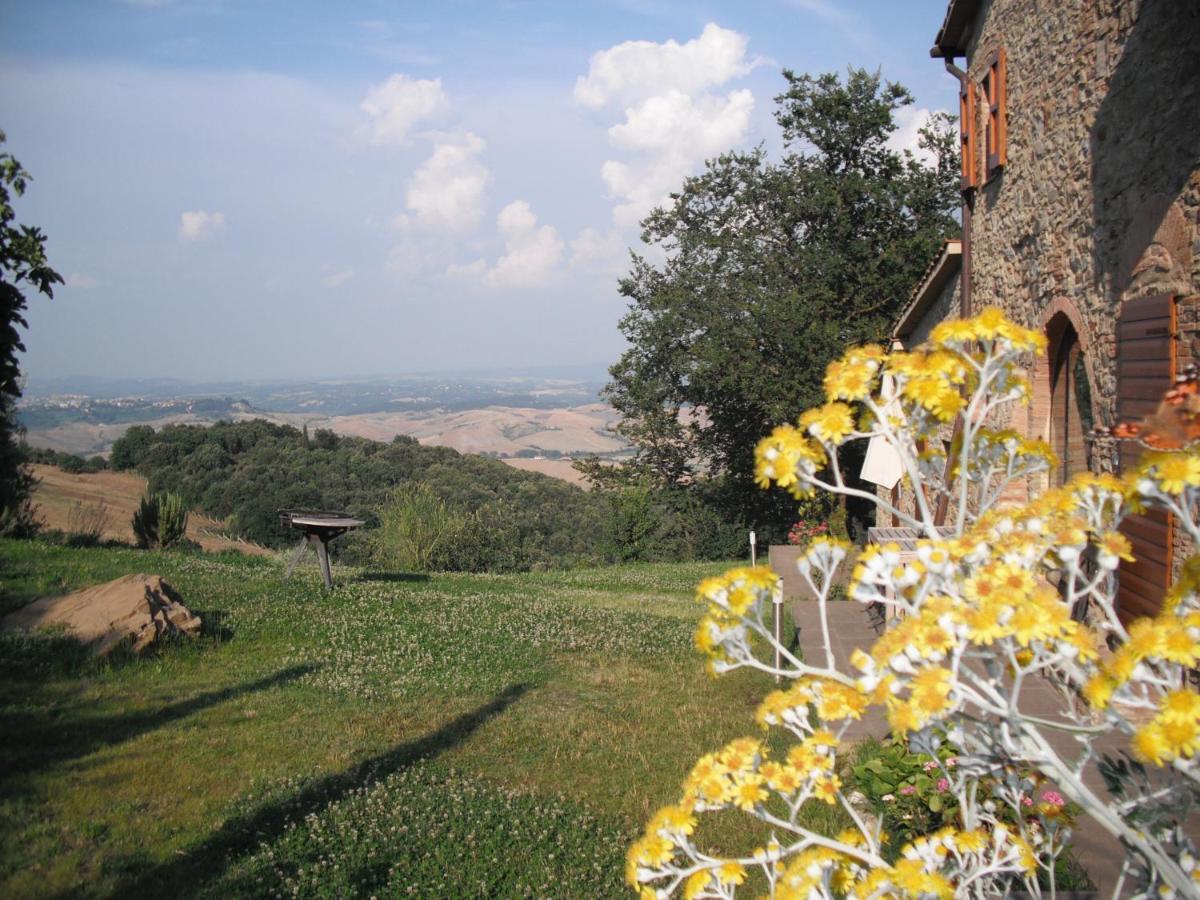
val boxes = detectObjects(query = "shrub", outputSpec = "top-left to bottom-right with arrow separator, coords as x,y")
371,482 -> 466,573
627,309 -> 1200,898
132,492 -> 189,549
65,500 -> 108,547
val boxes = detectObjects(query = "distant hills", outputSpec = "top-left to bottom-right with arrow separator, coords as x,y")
17,369 -> 632,464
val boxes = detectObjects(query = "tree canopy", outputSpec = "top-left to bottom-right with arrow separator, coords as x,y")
601,68 -> 960,537
0,131 -> 62,534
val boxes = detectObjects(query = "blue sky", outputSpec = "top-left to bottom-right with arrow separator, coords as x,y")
1,0 -> 958,381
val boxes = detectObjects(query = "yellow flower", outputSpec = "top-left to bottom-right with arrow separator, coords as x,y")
1160,689 -> 1200,724
648,804 -> 696,838
775,765 -> 804,795
1150,453 -> 1200,495
815,681 -> 869,721
967,601 -> 1010,645
1095,531 -> 1135,568
824,346 -> 884,401
1159,620 -> 1200,666
1133,723 -> 1170,766
910,667 -> 954,719
812,774 -> 842,804
931,317 -> 977,346
683,870 -> 712,899
954,829 -> 988,853
732,773 -> 768,810
629,833 -> 675,873
799,402 -> 857,444
1161,717 -> 1200,760
1126,618 -> 1166,661
716,861 -> 746,886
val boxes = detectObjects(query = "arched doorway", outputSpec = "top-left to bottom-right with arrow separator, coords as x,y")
1047,316 -> 1094,485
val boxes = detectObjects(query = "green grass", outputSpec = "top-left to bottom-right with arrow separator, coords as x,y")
0,540 -> 793,898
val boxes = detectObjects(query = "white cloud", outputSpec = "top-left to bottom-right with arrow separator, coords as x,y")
402,132 -> 490,234
574,22 -> 757,108
887,106 -> 945,166
608,89 -> 753,154
322,269 -> 355,288
576,24 -> 757,230
569,227 -> 626,271
179,210 -> 226,242
451,200 -> 565,289
65,273 -> 99,289
360,73 -> 449,145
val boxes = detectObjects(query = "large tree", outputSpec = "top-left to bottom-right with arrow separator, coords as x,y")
602,68 -> 960,535
0,131 -> 62,534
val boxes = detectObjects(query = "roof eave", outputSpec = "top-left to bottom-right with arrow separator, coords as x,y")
893,240 -> 964,341
931,0 -> 983,59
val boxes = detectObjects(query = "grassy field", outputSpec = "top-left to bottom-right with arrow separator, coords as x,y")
0,540 -> 832,898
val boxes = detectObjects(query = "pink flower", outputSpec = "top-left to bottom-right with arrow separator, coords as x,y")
1041,790 -> 1065,807
923,760 -> 938,772
899,785 -> 917,796
945,756 -> 957,767
936,777 -> 950,792
1021,794 -> 1034,808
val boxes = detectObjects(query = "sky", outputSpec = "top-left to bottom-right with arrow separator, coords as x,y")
1,0 -> 958,382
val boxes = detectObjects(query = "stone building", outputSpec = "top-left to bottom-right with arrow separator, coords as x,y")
895,0 -> 1200,619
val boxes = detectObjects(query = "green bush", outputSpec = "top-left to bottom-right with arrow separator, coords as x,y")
371,482 -> 466,573
131,492 -> 189,549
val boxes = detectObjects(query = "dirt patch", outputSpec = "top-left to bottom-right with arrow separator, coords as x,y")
30,465 -> 272,556
2,573 -> 201,656
501,458 -> 594,487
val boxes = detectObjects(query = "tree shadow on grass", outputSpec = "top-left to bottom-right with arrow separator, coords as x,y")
106,682 -> 530,899
0,663 -> 321,784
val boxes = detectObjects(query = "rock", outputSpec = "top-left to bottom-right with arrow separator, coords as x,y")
2,573 -> 202,656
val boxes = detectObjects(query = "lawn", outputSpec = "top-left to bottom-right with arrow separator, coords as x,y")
0,540 -> 816,898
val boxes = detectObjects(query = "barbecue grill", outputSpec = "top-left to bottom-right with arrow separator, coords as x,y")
279,509 -> 364,590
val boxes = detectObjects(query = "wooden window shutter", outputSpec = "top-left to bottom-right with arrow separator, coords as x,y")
985,47 -> 1008,176
1115,293 -> 1176,624
960,80 -> 977,189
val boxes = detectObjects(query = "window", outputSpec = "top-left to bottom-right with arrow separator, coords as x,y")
981,48 -> 1007,177
959,80 -> 977,189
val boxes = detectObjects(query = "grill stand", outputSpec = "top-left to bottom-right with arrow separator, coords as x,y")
279,511 -> 364,590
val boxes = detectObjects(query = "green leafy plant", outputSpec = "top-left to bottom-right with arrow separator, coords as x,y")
849,737 -> 961,853
371,482 -> 466,573
132,492 -> 189,549
0,130 -> 62,536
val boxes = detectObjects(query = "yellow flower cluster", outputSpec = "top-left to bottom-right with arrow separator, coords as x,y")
1133,690 -> 1200,767
890,349 -> 973,423
930,306 -> 1046,354
824,344 -> 886,402
1132,451 -> 1200,498
677,733 -> 842,815
959,429 -> 1056,481
693,566 -> 778,670
1086,613 -> 1200,713
798,401 -> 858,444
756,676 -> 871,728
634,308 -> 1200,898
754,424 -> 827,498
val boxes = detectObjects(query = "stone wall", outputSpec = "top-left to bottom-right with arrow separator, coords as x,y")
962,0 -> 1200,442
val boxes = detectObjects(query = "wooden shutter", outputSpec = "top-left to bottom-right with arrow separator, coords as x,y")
1115,293 -> 1176,623
960,80 -> 977,189
984,47 -> 1008,176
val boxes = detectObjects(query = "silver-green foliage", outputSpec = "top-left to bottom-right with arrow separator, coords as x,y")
132,492 -> 189,549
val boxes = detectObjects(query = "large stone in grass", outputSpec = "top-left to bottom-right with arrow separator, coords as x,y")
2,573 -> 201,656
